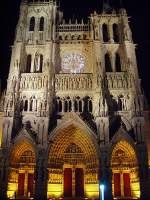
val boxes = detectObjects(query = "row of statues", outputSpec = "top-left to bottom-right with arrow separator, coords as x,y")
55,76 -> 92,90
20,75 -> 48,89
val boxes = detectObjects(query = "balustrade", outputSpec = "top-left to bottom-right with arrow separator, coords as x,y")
57,24 -> 90,32
55,73 -> 93,91
20,72 -> 134,92
105,72 -> 134,89
20,73 -> 48,90
26,31 -> 45,43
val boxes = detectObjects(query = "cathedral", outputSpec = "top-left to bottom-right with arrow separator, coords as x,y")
0,0 -> 150,199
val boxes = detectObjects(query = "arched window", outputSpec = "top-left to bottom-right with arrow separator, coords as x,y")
58,101 -> 62,112
39,17 -> 44,31
26,55 -> 32,73
79,100 -> 82,112
113,24 -> 120,43
105,53 -> 112,72
118,97 -> 123,111
64,100 -> 68,112
69,101 -> 72,112
30,100 -> 33,111
39,54 -> 43,72
24,100 -> 28,111
88,100 -> 93,113
102,24 -> 109,42
115,53 -> 122,72
29,17 -> 35,31
75,100 -> 78,112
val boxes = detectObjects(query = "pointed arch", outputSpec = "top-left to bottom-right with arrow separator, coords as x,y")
110,132 -> 140,199
26,54 -> 32,73
105,53 -> 112,72
10,139 -> 36,165
102,23 -> 109,42
39,54 -> 43,72
113,23 -> 120,43
29,17 -> 35,31
8,137 -> 36,198
115,53 -> 122,72
47,121 -> 99,199
39,17 -> 45,31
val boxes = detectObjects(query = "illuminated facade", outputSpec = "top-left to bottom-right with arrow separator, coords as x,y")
0,0 -> 150,199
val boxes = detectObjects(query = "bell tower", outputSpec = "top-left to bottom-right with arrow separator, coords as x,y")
1,1 -> 58,198
2,0 -> 58,148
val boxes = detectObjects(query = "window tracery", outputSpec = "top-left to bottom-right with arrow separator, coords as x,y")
62,53 -> 85,73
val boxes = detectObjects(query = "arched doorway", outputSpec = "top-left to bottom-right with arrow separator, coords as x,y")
7,140 -> 35,199
48,124 -> 99,199
111,140 -> 140,199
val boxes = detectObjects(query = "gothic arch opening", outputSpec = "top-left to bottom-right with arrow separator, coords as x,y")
39,17 -> 44,31
48,124 -> 99,199
29,17 -> 35,32
105,53 -> 112,72
7,140 -> 36,199
113,24 -> 120,43
26,54 -> 32,73
102,24 -> 109,42
115,53 -> 122,72
111,140 -> 140,199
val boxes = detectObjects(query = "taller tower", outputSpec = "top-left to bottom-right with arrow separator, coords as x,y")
0,0 -> 150,200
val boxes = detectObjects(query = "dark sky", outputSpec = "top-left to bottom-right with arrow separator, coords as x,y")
0,0 -> 150,104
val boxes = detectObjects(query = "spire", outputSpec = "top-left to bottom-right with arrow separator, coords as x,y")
119,0 -> 124,8
102,0 -> 112,13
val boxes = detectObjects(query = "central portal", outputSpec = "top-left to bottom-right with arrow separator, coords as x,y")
48,124 -> 99,199
64,168 -> 84,198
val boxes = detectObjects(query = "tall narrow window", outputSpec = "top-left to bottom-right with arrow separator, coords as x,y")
26,55 -> 32,73
39,17 -> 44,31
39,54 -> 43,72
79,101 -> 82,112
58,101 -> 62,112
75,100 -> 78,112
29,17 -> 35,31
88,100 -> 93,113
24,100 -> 28,111
113,24 -> 120,43
115,53 -> 122,72
30,100 -> 33,111
64,100 -> 68,112
69,101 -> 72,112
102,24 -> 109,42
105,53 -> 112,72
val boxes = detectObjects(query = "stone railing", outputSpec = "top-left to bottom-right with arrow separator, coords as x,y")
57,23 -> 90,32
26,31 -> 45,43
55,73 -> 93,91
20,73 -> 48,90
20,72 -> 134,91
105,72 -> 134,89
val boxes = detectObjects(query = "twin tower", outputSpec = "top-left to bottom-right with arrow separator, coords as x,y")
0,0 -> 150,199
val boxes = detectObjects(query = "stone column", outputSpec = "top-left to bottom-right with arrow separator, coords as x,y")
0,152 -> 9,200
99,147 -> 113,200
34,149 -> 48,200
137,144 -> 150,200
109,24 -> 113,43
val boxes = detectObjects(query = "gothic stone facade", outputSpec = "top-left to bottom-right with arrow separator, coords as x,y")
0,0 -> 150,199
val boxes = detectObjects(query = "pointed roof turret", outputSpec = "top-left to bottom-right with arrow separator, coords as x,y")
102,0 -> 113,13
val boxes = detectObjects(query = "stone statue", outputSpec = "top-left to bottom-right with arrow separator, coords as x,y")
123,24 -> 132,41
34,53 -> 40,72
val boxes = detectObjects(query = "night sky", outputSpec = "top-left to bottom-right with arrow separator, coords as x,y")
0,0 -> 150,104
